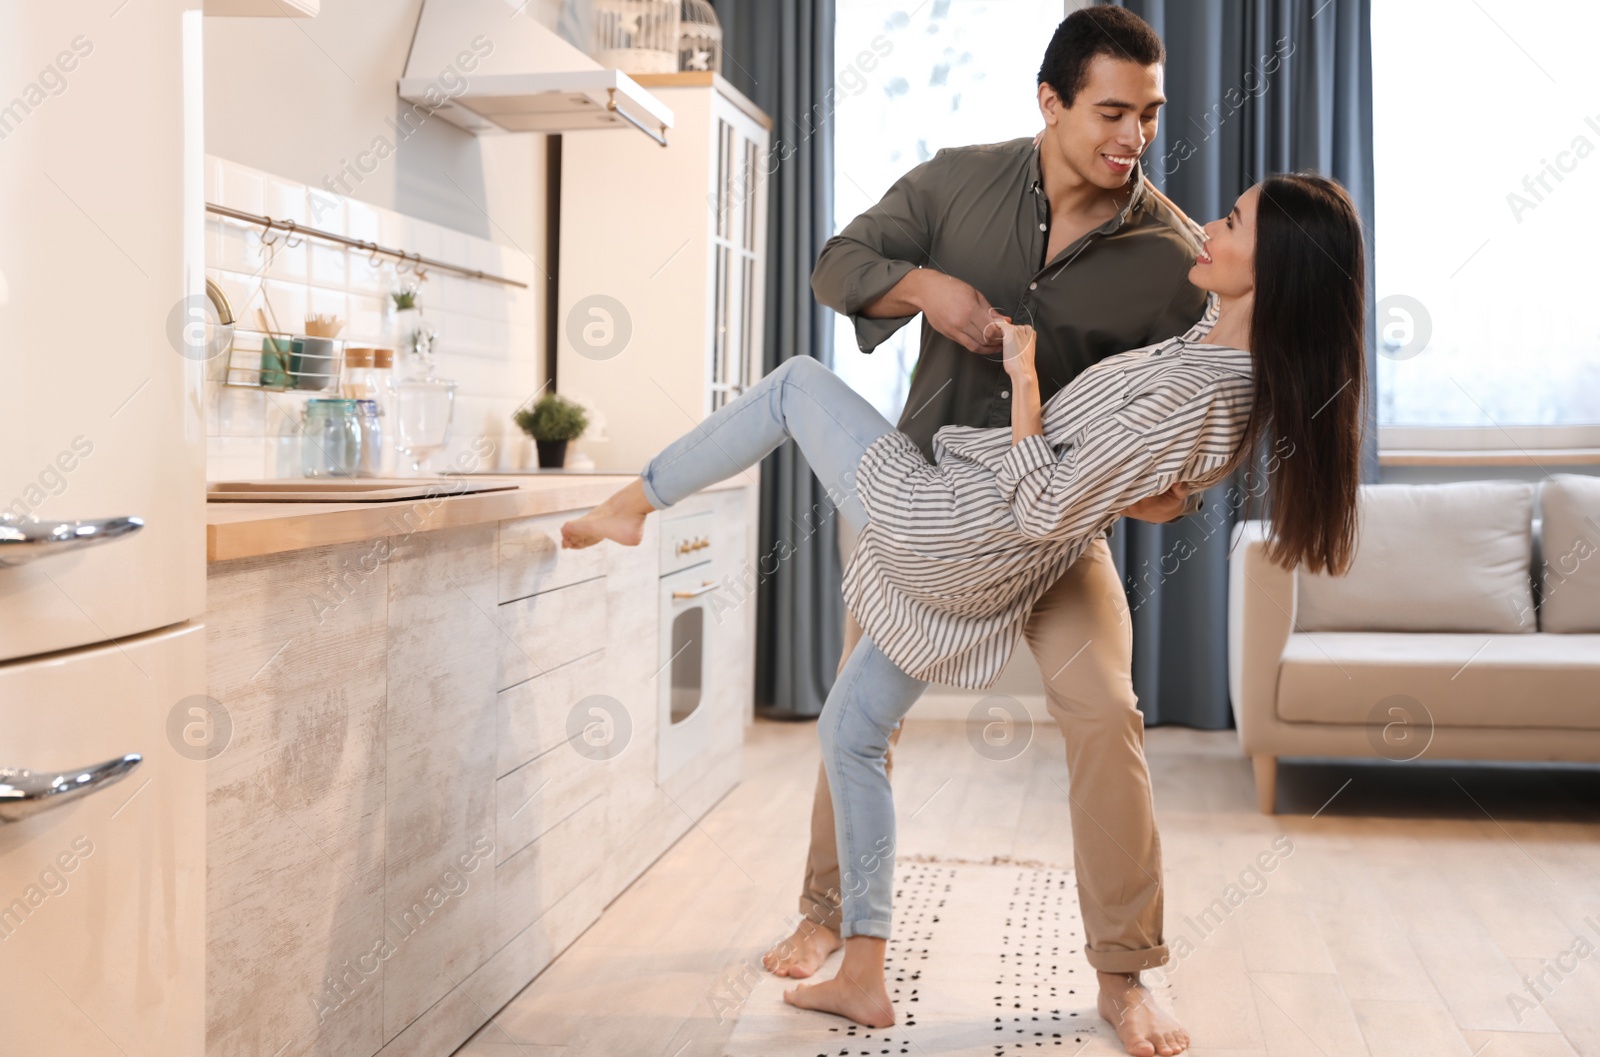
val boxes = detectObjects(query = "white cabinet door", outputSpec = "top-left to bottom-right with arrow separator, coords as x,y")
707,94 -> 768,412
0,623 -> 206,1055
0,1 -> 206,662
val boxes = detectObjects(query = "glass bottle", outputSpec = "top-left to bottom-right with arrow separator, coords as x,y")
355,400 -> 384,478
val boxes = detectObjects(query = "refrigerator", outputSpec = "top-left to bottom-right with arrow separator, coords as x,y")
0,2 -> 208,1053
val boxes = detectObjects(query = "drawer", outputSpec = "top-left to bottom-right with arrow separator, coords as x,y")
495,793 -> 607,940
496,577 -> 608,690
496,649 -> 607,777
495,738 -> 603,864
499,512 -> 607,604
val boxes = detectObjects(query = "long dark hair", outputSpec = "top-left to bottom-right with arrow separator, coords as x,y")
1231,173 -> 1367,576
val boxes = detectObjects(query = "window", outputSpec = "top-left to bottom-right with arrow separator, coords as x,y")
1373,0 -> 1600,450
831,0 -> 1069,423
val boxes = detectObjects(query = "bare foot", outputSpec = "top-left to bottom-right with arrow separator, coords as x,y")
1097,971 -> 1189,1057
556,489 -> 643,546
783,971 -> 894,1028
762,921 -> 842,979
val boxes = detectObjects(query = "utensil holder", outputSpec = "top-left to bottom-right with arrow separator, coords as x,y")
223,328 -> 347,393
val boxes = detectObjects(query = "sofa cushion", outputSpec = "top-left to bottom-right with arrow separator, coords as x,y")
1539,474 -> 1600,633
1276,631 -> 1600,729
1295,482 -> 1535,634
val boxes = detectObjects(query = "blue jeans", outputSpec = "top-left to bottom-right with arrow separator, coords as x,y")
641,357 -> 930,938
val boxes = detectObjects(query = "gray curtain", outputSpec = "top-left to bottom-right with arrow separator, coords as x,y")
712,0 -> 842,717
1108,0 -> 1377,727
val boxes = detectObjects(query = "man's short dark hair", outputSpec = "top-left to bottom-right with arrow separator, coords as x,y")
1037,5 -> 1165,107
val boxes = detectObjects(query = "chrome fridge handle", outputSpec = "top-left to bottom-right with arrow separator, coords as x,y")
0,513 -> 144,567
0,754 -> 142,824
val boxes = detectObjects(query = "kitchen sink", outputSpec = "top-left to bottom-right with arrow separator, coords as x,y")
206,480 -> 518,503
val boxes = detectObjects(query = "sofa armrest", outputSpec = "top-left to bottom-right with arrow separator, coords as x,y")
1228,520 -> 1297,751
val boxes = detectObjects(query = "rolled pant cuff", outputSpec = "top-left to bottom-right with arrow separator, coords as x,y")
840,918 -> 892,941
1084,943 -> 1170,974
638,467 -> 671,511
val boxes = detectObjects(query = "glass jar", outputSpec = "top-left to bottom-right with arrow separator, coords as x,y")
301,398 -> 362,478
355,399 -> 384,478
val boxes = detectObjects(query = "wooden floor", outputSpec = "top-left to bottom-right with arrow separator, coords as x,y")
454,718 -> 1600,1057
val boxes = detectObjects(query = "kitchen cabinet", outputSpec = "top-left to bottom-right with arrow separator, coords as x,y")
557,72 -> 771,472
204,485 -> 754,1057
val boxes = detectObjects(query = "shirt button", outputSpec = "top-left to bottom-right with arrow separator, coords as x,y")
1028,282 -> 1038,290
1039,223 -> 1047,231
1000,390 -> 1010,398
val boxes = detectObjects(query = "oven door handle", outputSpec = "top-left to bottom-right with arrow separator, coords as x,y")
670,580 -> 719,600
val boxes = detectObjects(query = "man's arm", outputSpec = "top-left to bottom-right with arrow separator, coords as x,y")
812,155 -> 1004,355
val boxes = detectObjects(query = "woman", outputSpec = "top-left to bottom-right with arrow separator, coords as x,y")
562,173 -> 1367,1030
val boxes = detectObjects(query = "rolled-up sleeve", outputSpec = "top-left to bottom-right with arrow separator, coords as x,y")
811,157 -> 941,354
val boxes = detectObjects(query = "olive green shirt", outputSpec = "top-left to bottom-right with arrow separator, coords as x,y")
812,137 -> 1208,462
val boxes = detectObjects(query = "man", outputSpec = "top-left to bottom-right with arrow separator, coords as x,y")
764,8 -> 1204,1057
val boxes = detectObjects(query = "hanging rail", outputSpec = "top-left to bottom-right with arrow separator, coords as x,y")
205,202 -> 530,289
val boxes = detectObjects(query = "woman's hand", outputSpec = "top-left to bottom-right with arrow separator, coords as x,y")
987,318 -> 1039,382
987,317 -> 1044,447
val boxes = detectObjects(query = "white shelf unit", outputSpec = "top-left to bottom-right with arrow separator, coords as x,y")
557,72 -> 770,472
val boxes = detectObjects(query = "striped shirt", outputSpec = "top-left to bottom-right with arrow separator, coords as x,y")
842,303 -> 1253,689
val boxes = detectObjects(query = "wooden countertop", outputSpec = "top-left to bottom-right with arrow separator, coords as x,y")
207,474 -> 751,563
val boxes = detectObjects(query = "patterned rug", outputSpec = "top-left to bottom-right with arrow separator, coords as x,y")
725,861 -> 1170,1056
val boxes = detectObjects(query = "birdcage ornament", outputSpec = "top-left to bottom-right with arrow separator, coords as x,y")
677,0 -> 722,73
592,0 -> 680,74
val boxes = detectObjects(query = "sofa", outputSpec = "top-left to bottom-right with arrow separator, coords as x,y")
1228,476 -> 1600,813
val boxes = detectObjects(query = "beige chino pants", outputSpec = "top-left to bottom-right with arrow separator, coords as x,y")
799,530 -> 1168,973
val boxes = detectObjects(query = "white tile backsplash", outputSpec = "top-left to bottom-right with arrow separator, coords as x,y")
204,156 -> 542,479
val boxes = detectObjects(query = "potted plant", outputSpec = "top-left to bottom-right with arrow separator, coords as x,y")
514,393 -> 589,469
389,282 -> 437,377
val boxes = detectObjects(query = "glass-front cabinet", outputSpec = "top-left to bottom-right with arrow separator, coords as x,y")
709,107 -> 764,411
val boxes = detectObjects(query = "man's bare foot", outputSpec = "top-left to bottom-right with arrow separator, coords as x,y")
783,972 -> 894,1028
560,480 -> 652,549
1097,971 -> 1189,1057
762,920 -> 842,978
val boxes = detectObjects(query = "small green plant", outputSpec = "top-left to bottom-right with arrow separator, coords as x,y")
514,393 -> 589,442
391,288 -> 418,311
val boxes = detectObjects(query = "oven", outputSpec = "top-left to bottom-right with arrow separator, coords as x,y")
657,510 -> 725,782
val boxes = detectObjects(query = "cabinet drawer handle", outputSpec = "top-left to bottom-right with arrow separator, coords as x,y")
671,581 -> 718,600
0,513 -> 144,567
0,753 -> 142,824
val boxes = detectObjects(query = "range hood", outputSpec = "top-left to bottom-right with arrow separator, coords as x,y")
400,0 -> 674,145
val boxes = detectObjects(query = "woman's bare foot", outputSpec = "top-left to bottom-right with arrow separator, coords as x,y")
782,935 -> 893,1027
560,479 -> 652,549
783,973 -> 894,1027
762,920 -> 842,978
1097,971 -> 1189,1056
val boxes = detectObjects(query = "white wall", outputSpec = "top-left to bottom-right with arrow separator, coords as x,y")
204,157 -> 542,480
201,1 -> 559,478
203,0 -> 547,252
